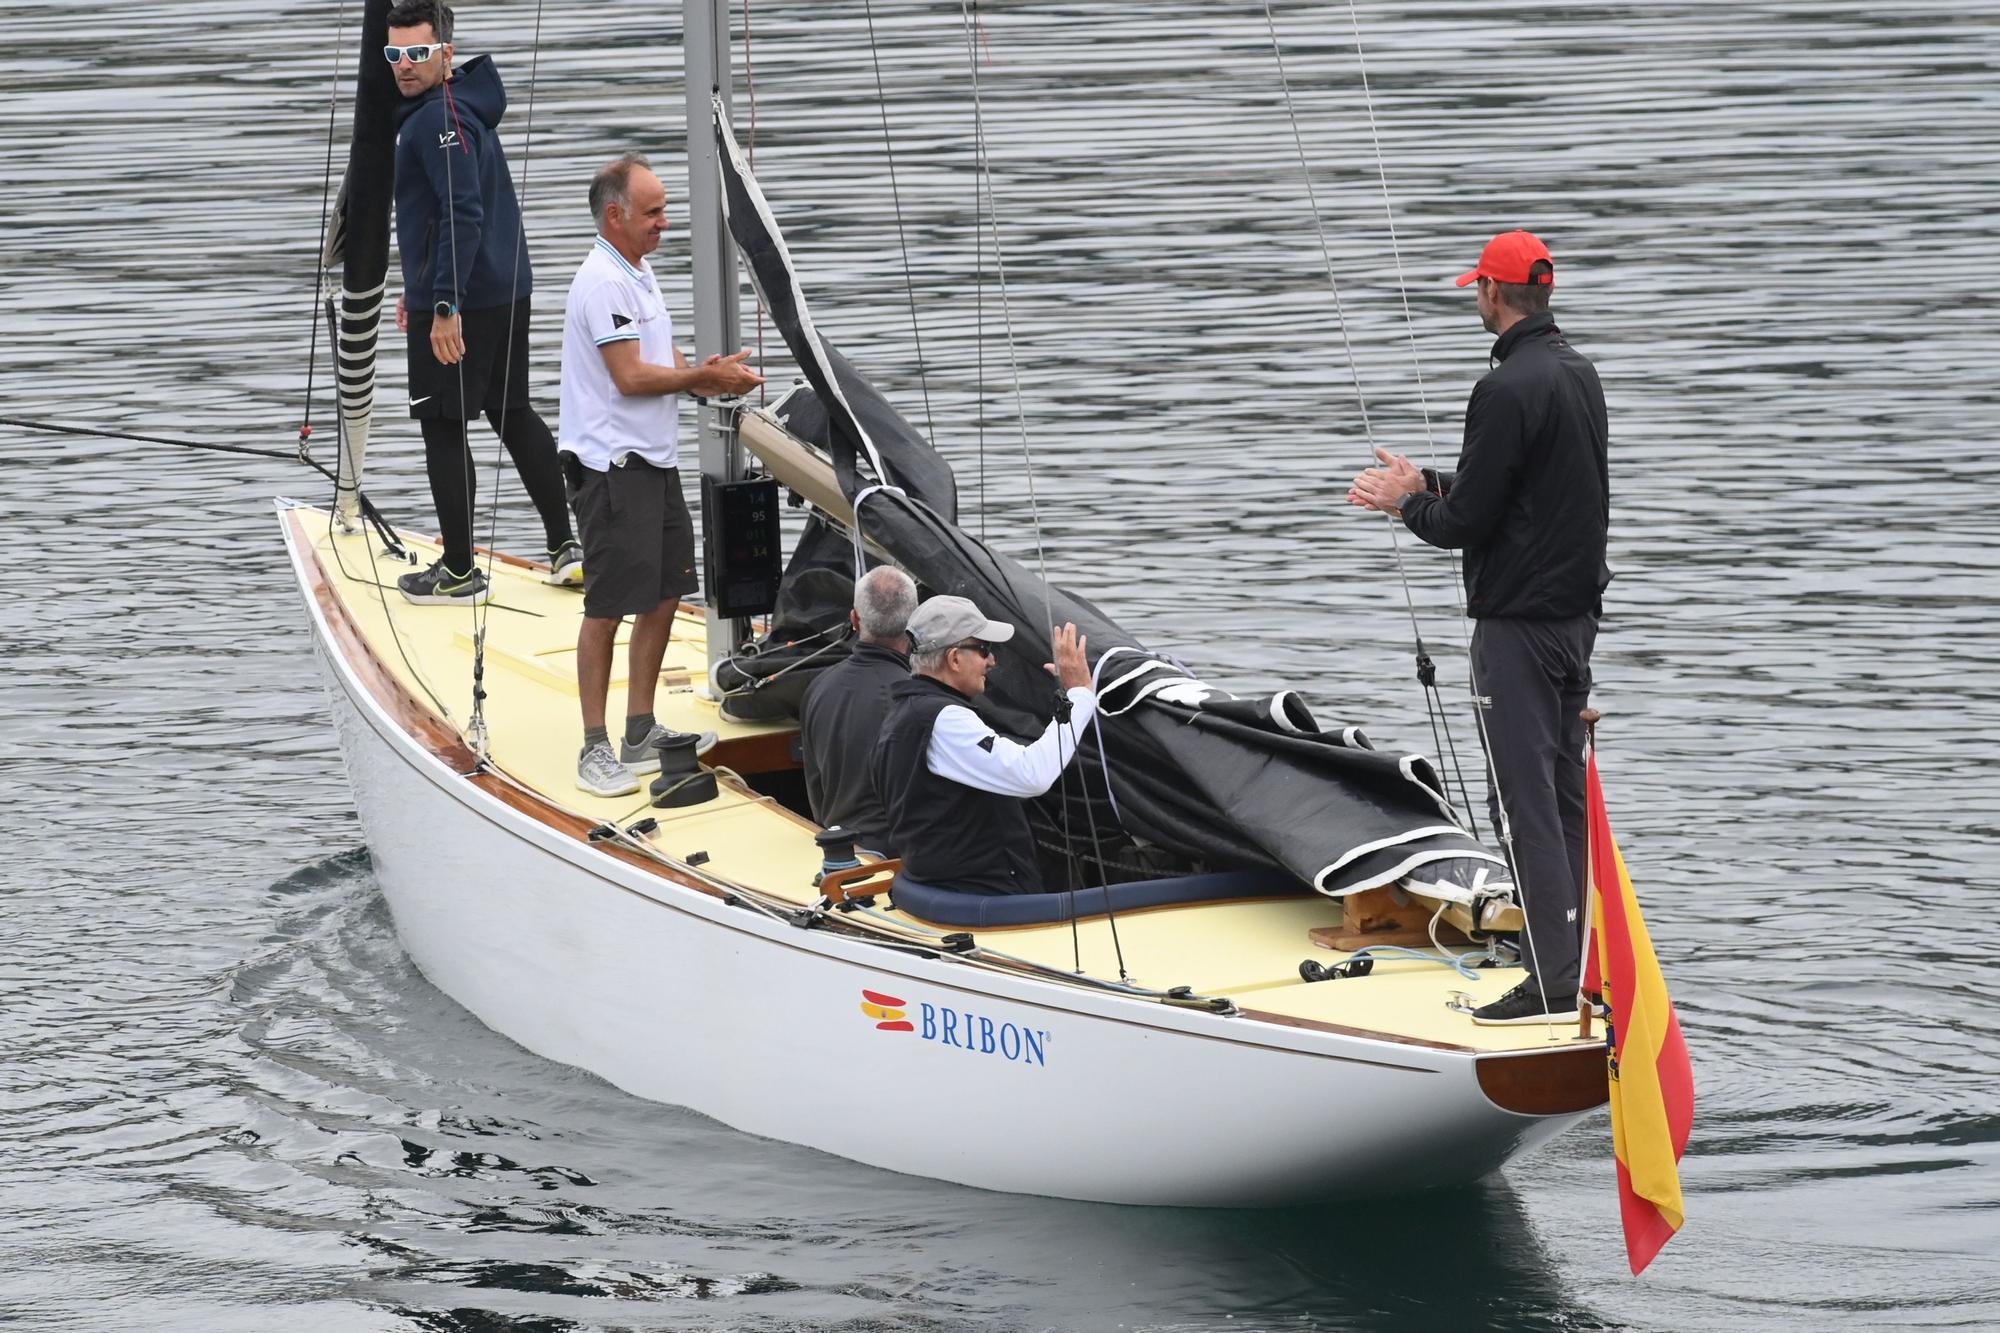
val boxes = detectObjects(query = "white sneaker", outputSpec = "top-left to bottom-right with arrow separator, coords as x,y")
576,741 -> 639,797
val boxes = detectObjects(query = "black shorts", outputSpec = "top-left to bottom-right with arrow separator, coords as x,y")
566,456 -> 700,619
407,297 -> 534,420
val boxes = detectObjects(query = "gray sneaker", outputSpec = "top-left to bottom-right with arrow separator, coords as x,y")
620,724 -> 720,773
546,539 -> 584,587
576,741 -> 640,798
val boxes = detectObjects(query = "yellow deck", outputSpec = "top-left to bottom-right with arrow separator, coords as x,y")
297,508 -> 1596,1057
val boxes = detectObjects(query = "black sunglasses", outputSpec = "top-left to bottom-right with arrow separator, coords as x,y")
950,639 -> 998,659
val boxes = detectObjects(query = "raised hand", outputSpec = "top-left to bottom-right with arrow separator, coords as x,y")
1044,622 -> 1092,692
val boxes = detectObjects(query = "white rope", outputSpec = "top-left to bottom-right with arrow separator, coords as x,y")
848,482 -> 906,583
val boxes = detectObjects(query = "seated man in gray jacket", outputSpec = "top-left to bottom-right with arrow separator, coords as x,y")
798,566 -> 919,856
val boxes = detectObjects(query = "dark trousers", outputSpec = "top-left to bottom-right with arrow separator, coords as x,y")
420,408 -> 574,573
1471,614 -> 1598,995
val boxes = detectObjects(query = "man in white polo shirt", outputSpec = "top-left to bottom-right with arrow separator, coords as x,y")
560,153 -> 763,797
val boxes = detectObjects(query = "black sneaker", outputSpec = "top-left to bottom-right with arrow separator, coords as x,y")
1470,979 -> 1569,1027
398,559 -> 490,606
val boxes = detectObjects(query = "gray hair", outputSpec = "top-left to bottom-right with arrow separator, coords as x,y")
589,153 -> 651,226
854,566 -> 917,642
910,644 -> 952,674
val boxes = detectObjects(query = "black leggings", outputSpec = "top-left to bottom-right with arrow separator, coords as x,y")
420,407 -> 574,573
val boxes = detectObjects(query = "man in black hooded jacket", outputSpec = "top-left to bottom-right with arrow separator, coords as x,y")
386,0 -> 577,606
1349,229 -> 1610,1027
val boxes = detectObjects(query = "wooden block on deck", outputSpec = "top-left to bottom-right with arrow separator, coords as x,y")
1309,883 -> 1474,952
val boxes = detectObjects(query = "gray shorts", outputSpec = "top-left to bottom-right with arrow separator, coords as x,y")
565,456 -> 700,619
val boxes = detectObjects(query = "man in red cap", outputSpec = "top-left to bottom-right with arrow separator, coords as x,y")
1348,229 -> 1610,1027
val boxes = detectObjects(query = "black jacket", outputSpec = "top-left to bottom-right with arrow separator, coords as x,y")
873,677 -> 1040,896
1401,312 -> 1610,619
798,639 -> 909,853
394,56 -> 532,312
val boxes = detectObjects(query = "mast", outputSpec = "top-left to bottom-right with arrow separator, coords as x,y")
328,0 -> 397,530
683,0 -> 744,688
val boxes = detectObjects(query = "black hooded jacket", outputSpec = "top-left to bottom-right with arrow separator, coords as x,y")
1401,312 -> 1610,619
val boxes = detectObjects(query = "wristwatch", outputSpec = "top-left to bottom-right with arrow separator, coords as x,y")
433,300 -> 457,319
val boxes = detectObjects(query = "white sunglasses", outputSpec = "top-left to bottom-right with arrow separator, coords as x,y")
383,43 -> 447,65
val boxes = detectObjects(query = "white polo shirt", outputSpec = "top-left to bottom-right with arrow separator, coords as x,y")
559,237 -> 679,472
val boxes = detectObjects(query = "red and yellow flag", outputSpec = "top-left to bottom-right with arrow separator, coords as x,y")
1581,752 -> 1695,1275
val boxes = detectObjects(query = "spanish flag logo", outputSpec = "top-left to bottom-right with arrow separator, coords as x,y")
861,989 -> 914,1032
1582,753 -> 1695,1275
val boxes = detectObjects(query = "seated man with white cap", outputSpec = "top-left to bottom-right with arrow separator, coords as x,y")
871,596 -> 1096,896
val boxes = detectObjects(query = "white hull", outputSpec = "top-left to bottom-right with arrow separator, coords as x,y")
297,578 -> 1584,1207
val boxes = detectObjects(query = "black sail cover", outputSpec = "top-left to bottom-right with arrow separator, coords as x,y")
713,105 -> 1503,896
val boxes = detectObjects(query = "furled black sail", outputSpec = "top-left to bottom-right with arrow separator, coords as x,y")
321,0 -> 397,526
712,103 -> 1502,896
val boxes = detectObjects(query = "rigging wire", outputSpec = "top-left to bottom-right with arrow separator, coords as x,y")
956,1 -> 1127,980
468,0 -> 550,761
286,7 -> 472,766
300,0 -> 347,454
3,416 -> 315,465
862,0 -> 940,447
1263,0 -> 1555,1029
971,1 -> 986,540
1255,1 -> 1481,835
956,0 -> 1052,635
743,0 -> 765,403
1337,0 -> 1484,837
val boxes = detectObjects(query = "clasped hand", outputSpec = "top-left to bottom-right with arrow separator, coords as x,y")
1347,446 -> 1425,517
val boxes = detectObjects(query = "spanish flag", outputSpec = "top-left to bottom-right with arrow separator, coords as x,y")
1581,752 -> 1694,1275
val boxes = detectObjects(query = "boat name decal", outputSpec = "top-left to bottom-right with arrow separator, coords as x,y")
860,989 -> 1049,1067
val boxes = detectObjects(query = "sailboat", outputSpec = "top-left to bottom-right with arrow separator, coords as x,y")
278,0 -> 1607,1207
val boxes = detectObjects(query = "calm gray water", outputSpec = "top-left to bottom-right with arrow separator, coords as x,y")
4,1 -> 1998,1328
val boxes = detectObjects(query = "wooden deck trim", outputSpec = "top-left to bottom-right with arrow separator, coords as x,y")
1237,1004 -> 1480,1054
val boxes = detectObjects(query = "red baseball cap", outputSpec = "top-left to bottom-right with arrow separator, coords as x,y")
1455,230 -> 1555,287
